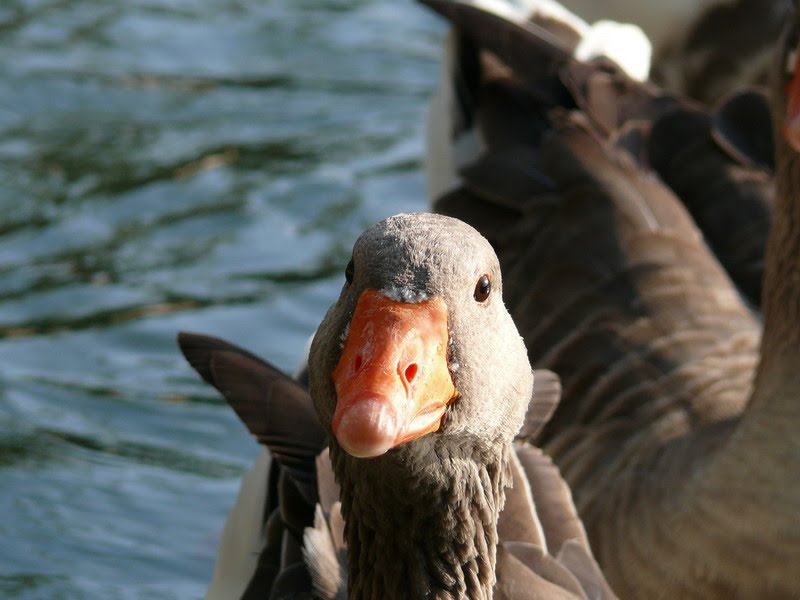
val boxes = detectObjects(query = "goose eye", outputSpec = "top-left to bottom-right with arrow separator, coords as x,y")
345,259 -> 354,284
474,274 -> 491,302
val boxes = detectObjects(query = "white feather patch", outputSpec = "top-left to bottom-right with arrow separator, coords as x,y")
575,20 -> 651,81
205,449 -> 271,600
381,287 -> 430,303
304,505 -> 344,600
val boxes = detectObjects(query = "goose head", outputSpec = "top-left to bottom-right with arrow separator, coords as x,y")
309,212 -> 533,463
778,5 -> 800,153
307,212 -> 535,598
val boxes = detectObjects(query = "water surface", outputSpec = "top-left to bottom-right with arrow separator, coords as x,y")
0,1 -> 441,597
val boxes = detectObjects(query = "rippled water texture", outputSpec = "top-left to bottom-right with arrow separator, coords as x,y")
0,1 -> 440,597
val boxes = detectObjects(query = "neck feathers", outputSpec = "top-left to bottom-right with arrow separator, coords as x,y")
751,146 -> 800,409
331,438 -> 511,600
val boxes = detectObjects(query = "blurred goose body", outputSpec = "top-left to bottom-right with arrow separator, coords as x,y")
556,0 -> 793,103
421,0 -> 800,596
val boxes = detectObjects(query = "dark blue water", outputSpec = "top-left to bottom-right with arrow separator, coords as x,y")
0,1 -> 441,597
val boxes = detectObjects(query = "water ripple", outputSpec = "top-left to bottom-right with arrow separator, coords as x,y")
0,0 -> 440,596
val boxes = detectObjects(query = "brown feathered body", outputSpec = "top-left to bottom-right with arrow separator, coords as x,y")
421,1 -> 800,597
178,215 -> 615,600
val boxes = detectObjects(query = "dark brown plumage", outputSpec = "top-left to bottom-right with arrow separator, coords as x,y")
422,0 -> 800,597
652,0 -> 792,103
423,0 -> 775,309
552,0 -> 792,104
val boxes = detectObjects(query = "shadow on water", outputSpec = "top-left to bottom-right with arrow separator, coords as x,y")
0,573 -> 69,599
0,428 -> 243,478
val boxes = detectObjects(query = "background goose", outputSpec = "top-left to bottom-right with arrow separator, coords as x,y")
422,0 -> 800,597
424,0 -> 776,308
424,0 -> 652,205
179,213 -> 615,599
554,0 -> 793,103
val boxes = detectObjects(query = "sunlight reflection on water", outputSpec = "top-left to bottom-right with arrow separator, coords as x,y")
0,1 -> 441,596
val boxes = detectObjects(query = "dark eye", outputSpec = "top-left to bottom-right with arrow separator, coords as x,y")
345,259 -> 354,284
474,274 -> 491,302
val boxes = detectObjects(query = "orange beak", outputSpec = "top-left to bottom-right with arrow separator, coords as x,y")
785,48 -> 800,152
331,289 -> 458,458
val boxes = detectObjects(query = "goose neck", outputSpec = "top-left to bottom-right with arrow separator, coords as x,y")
332,438 -> 511,600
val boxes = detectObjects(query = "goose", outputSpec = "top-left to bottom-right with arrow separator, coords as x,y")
179,212 -> 616,599
421,0 -> 800,597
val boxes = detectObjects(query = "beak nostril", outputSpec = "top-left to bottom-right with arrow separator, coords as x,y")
354,354 -> 363,373
404,363 -> 419,383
